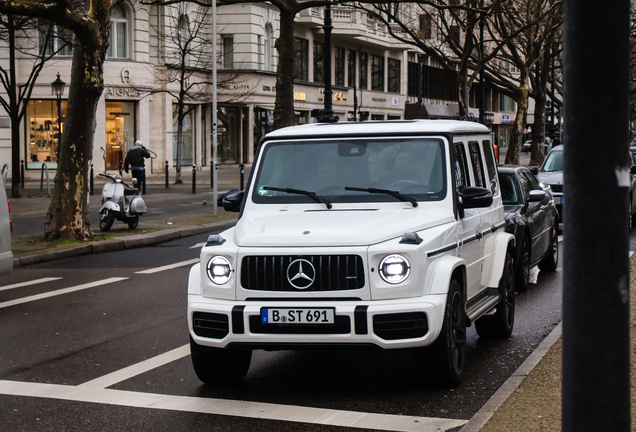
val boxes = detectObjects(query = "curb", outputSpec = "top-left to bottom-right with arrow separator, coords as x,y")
460,322 -> 563,431
12,218 -> 238,268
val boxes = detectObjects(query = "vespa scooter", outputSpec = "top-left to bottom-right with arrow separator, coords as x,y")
98,173 -> 147,232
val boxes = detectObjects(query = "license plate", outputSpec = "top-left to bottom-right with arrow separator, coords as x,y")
261,308 -> 335,324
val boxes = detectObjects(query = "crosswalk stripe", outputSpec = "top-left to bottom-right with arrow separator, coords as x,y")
0,277 -> 63,292
0,380 -> 467,431
135,258 -> 199,274
189,242 -> 205,249
0,277 -> 129,309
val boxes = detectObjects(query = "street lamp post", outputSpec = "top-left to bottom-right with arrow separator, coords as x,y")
51,72 -> 65,162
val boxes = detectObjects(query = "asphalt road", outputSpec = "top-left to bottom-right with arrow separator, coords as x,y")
0,228 -> 566,432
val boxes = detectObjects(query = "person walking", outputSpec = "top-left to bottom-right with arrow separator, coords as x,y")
124,140 -> 151,194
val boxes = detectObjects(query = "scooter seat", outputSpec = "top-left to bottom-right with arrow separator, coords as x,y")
124,187 -> 139,196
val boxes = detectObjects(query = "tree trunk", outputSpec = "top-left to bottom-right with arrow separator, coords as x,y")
504,85 -> 528,166
530,96 -> 546,167
457,67 -> 469,120
274,7 -> 295,129
44,37 -> 104,239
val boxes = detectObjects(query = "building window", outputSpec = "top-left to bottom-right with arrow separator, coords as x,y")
419,14 -> 432,40
176,14 -> 189,65
26,100 -> 67,169
348,49 -> 356,88
500,94 -> 515,112
502,61 -> 520,74
371,54 -> 385,91
314,41 -> 324,83
265,23 -> 273,71
294,38 -> 308,81
388,3 -> 400,23
388,58 -> 400,93
173,104 -> 195,166
335,47 -> 345,86
106,102 -> 136,171
223,36 -> 234,69
39,23 -> 73,57
359,52 -> 368,89
108,5 -> 129,59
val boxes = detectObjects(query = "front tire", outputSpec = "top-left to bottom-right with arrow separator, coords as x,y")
190,337 -> 252,385
476,252 -> 515,339
538,223 -> 559,272
99,209 -> 114,232
415,279 -> 466,387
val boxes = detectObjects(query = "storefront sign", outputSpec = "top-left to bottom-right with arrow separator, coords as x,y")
121,68 -> 131,83
334,92 -> 347,102
105,87 -> 140,98
294,92 -> 306,101
219,84 -> 251,90
372,98 -> 387,103
262,86 -> 276,92
392,97 -> 399,106
501,114 -> 510,123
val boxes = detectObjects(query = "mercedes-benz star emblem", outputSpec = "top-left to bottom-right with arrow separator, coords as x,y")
287,259 -> 316,289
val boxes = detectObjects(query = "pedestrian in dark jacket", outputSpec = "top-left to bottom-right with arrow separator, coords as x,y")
124,140 -> 151,194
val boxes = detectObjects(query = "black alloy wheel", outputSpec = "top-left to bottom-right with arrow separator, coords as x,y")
190,337 -> 252,385
476,252 -> 515,339
538,223 -> 559,272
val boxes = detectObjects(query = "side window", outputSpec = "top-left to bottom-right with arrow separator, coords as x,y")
524,171 -> 541,191
482,140 -> 497,180
517,172 -> 532,200
468,141 -> 486,188
454,143 -> 470,193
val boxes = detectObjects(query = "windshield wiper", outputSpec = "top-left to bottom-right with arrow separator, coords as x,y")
262,186 -> 332,209
345,187 -> 418,208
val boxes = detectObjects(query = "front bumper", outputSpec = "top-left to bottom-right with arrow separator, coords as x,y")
188,295 -> 447,350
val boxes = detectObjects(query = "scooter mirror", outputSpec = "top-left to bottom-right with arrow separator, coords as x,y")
132,178 -> 138,185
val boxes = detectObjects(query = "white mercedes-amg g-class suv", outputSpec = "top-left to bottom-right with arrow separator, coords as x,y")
188,120 -> 515,387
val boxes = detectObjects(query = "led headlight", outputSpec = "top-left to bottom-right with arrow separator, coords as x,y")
206,256 -> 233,285
379,254 -> 411,284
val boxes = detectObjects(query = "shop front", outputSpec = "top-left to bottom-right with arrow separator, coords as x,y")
26,100 -> 67,169
105,101 -> 136,170
173,105 -> 195,167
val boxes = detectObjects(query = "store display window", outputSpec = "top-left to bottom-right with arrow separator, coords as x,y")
105,101 -> 136,171
173,104 -> 195,166
26,100 -> 67,169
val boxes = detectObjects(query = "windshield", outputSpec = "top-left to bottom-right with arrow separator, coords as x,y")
499,173 -> 519,205
542,150 -> 563,172
252,137 -> 447,205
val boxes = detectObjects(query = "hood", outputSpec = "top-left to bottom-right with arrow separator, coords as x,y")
537,171 -> 563,185
234,207 -> 456,247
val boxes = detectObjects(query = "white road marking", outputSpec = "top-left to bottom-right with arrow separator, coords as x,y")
0,277 -> 63,292
0,277 -> 129,309
0,380 -> 467,431
79,344 -> 190,389
189,242 -> 205,249
135,258 -> 199,274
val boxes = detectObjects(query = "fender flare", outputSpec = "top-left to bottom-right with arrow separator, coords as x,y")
99,201 -> 120,213
188,263 -> 201,295
428,255 -> 467,296
487,232 -> 516,288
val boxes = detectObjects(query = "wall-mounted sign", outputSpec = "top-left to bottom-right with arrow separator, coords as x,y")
501,114 -> 510,123
392,97 -> 399,106
294,92 -> 306,101
105,87 -> 139,98
334,92 -> 347,102
121,68 -> 131,83
372,97 -> 387,103
262,86 -> 275,92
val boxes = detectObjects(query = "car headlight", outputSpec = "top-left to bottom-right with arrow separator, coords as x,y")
379,254 -> 411,284
206,256 -> 233,285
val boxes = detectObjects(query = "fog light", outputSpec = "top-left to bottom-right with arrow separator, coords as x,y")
379,254 -> 410,284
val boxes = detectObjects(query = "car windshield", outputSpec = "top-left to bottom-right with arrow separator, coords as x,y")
252,137 -> 447,205
499,173 -> 519,205
542,150 -> 563,172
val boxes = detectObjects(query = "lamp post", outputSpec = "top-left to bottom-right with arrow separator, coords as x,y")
51,72 -> 65,162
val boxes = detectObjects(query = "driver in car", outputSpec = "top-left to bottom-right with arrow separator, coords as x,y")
382,144 -> 425,188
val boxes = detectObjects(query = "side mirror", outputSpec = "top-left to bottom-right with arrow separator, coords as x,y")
528,189 -> 546,202
461,186 -> 493,210
222,190 -> 244,212
529,166 -> 539,175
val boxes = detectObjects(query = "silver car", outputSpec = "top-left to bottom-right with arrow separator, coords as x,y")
536,145 -> 564,225
0,179 -> 12,277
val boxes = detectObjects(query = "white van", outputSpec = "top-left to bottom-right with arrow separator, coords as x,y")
188,120 -> 515,387
0,179 -> 12,276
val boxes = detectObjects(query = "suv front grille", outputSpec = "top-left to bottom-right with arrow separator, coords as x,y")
550,184 -> 563,193
241,255 -> 365,292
